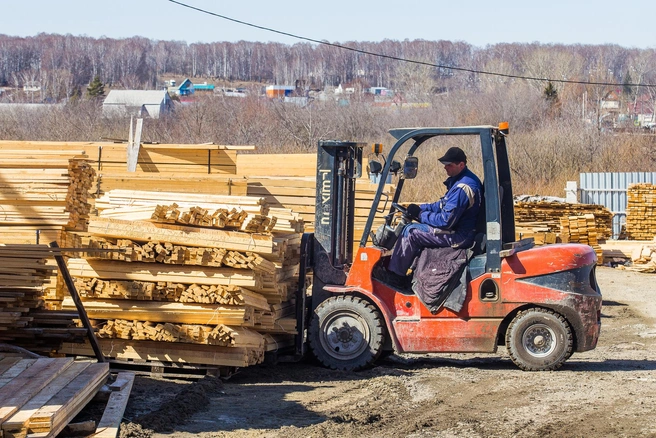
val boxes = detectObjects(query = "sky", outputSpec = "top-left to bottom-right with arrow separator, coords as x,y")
3,0 -> 655,49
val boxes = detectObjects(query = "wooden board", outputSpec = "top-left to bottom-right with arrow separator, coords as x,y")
61,339 -> 264,368
94,372 -> 135,438
87,218 -> 275,254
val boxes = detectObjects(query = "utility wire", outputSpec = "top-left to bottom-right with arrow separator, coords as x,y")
168,0 -> 655,88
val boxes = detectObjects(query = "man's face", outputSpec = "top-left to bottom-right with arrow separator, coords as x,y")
443,161 -> 466,177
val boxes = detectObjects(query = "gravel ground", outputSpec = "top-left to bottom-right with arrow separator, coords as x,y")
116,266 -> 656,438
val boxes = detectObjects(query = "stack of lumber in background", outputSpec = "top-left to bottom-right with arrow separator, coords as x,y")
0,245 -> 84,354
514,200 -> 613,246
0,143 -> 95,244
60,190 -> 299,368
625,183 -> 656,240
237,153 -> 393,243
0,356 -> 110,438
559,214 -> 603,263
0,142 -> 393,244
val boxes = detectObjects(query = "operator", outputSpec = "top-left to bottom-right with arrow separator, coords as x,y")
387,146 -> 483,278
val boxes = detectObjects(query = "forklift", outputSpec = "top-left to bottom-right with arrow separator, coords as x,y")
293,124 -> 602,371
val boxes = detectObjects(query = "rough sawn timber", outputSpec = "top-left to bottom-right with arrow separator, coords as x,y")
87,217 -> 274,254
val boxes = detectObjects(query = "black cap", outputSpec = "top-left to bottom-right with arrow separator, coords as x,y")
438,147 -> 467,165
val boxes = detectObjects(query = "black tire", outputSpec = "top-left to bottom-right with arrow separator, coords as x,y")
505,308 -> 573,371
308,295 -> 384,371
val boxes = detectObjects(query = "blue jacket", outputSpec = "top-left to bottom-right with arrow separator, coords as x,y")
418,167 -> 483,247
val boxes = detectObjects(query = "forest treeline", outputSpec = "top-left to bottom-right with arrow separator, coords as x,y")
1,34 -> 655,100
0,33 -> 655,197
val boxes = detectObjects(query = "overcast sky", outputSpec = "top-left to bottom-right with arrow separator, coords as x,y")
4,0 -> 655,49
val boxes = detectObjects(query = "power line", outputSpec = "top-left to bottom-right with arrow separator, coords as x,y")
168,0 -> 655,88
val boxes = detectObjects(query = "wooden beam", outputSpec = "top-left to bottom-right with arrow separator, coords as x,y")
87,218 -> 275,254
94,372 -> 135,438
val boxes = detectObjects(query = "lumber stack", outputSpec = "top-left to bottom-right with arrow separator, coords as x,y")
60,191 -> 299,368
625,183 -> 656,240
0,245 -> 84,352
93,189 -> 303,235
514,200 -> 613,244
96,319 -> 264,348
0,356 -> 109,438
559,214 -> 604,263
0,140 -> 248,175
0,153 -> 95,244
244,175 -> 393,235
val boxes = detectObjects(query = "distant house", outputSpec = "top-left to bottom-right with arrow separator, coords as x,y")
600,90 -> 621,111
103,90 -> 173,119
629,94 -> 655,127
367,87 -> 390,96
168,78 -> 195,96
265,85 -> 294,98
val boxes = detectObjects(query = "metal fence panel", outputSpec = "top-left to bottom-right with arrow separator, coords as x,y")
579,172 -> 656,238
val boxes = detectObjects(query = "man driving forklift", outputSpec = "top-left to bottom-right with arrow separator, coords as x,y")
383,146 -> 483,286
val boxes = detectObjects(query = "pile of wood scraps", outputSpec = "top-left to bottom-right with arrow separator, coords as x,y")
604,239 -> 656,272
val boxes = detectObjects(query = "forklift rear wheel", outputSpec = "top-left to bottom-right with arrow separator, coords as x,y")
309,295 -> 384,371
506,308 -> 573,371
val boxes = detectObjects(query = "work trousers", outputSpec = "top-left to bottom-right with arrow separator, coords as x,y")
387,223 -> 476,276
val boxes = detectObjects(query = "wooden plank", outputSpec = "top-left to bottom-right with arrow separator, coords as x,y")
94,372 -> 135,438
66,258 -> 263,287
0,358 -> 74,426
25,363 -> 109,437
236,153 -> 316,176
87,218 -> 274,254
1,362 -> 91,436
61,298 -> 254,325
0,357 -> 23,377
61,340 -> 264,368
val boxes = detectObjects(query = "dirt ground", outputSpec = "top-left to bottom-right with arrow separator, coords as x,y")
116,266 -> 656,438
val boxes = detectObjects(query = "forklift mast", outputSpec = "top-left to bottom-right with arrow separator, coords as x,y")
310,140 -> 363,305
292,140 -> 363,358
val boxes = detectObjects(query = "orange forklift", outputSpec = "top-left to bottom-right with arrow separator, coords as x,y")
293,124 -> 602,371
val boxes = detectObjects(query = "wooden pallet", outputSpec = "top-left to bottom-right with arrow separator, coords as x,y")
103,358 -> 236,379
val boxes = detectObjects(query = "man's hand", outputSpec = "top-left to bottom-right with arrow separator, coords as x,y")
406,204 -> 421,221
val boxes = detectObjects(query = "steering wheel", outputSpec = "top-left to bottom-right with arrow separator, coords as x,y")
391,202 -> 411,219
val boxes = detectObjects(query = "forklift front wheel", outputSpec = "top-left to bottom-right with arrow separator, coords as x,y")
506,308 -> 574,371
309,295 -> 384,371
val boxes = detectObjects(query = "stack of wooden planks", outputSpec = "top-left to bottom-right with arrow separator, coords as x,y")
60,191 -> 298,368
0,356 -> 110,438
625,183 -> 656,240
0,151 -> 94,244
514,200 -> 613,244
559,214 -> 604,263
246,175 -> 393,239
0,245 -> 85,353
94,189 -> 303,235
0,142 -> 392,370
0,140 -> 249,176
